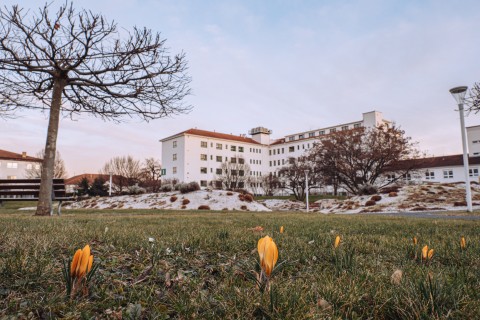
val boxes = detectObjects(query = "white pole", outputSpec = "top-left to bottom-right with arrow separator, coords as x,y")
109,172 -> 113,197
305,170 -> 309,212
459,103 -> 473,212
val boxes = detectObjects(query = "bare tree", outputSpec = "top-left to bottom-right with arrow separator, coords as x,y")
260,172 -> 281,196
216,156 -> 251,190
139,157 -> 162,193
25,149 -> 67,179
466,82 -> 480,112
311,126 -> 422,195
101,156 -> 142,193
0,3 -> 191,215
277,156 -> 322,201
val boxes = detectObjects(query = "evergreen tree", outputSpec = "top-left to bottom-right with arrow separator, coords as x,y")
77,177 -> 90,196
90,177 -> 108,197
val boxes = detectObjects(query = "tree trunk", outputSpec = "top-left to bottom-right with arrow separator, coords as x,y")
35,78 -> 66,216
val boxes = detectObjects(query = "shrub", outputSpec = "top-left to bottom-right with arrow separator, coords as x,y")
370,195 -> 382,202
226,192 -> 234,196
244,194 -> 254,202
454,201 -> 467,207
240,205 -> 248,210
358,184 -> 378,195
198,205 -> 210,210
161,184 -> 173,192
127,184 -> 146,195
388,192 -> 398,197
380,185 -> 400,194
181,205 -> 186,209
365,200 -> 376,206
182,199 -> 190,205
170,196 -> 177,202
179,182 -> 201,194
238,194 -> 245,201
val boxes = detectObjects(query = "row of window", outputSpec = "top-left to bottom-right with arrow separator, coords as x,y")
388,168 -> 479,181
0,162 -> 40,169
169,166 -> 262,177
286,124 -> 362,141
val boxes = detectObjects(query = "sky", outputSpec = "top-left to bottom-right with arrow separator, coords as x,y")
1,0 -> 480,175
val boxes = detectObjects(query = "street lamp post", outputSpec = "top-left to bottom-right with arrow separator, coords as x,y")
304,169 -> 309,212
450,86 -> 473,212
109,171 -> 113,197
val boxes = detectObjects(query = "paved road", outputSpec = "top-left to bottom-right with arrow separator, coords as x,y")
364,211 -> 480,220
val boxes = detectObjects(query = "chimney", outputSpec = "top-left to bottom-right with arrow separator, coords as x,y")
22,152 -> 27,158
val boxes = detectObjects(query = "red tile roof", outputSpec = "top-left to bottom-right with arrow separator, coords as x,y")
65,174 -> 112,185
391,154 -> 480,171
162,128 -> 261,145
0,149 -> 42,162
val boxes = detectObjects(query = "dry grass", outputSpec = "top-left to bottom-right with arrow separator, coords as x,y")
0,202 -> 479,319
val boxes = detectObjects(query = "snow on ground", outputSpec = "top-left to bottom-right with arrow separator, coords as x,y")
64,190 -> 272,212
313,182 -> 480,214
20,182 -> 480,214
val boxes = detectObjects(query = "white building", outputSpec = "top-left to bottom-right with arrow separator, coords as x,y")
160,111 -> 390,191
0,149 -> 42,179
397,125 -> 480,184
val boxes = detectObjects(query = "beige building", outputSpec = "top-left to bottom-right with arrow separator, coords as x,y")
0,149 -> 42,180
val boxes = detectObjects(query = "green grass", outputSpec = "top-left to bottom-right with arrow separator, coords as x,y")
0,205 -> 479,319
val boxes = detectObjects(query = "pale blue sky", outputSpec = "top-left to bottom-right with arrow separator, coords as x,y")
2,0 -> 480,175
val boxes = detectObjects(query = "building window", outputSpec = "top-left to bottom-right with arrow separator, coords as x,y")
231,170 -> 237,176
216,143 -> 222,150
330,128 -> 336,133
403,173 -> 412,181
239,170 -> 245,176
26,164 -> 33,170
200,167 -> 207,174
273,149 -> 276,155
425,171 -> 435,180
201,141 -> 207,148
239,158 -> 245,164
319,130 -> 325,135
386,174 -> 395,182
239,146 -> 244,152
289,146 -> 294,152
173,167 -> 177,174
341,125 -> 349,131
231,157 -> 237,163
269,161 -> 272,167
289,158 -> 295,164
282,148 -> 284,154
216,156 -> 222,162
173,154 -> 177,161
200,154 -> 207,161
354,123 -> 361,128
309,132 -> 315,137
299,134 -> 304,139
473,140 -> 480,144
443,170 -> 453,179
231,145 -> 236,151
288,136 -> 295,141
173,141 -> 177,148
7,162 -> 18,169
469,168 -> 479,177
216,168 -> 222,174
7,175 -> 17,180
200,180 -> 207,187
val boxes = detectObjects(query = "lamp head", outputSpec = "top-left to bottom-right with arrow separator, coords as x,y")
450,86 -> 468,104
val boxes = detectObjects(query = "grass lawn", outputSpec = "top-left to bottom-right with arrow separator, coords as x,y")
0,203 -> 479,319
